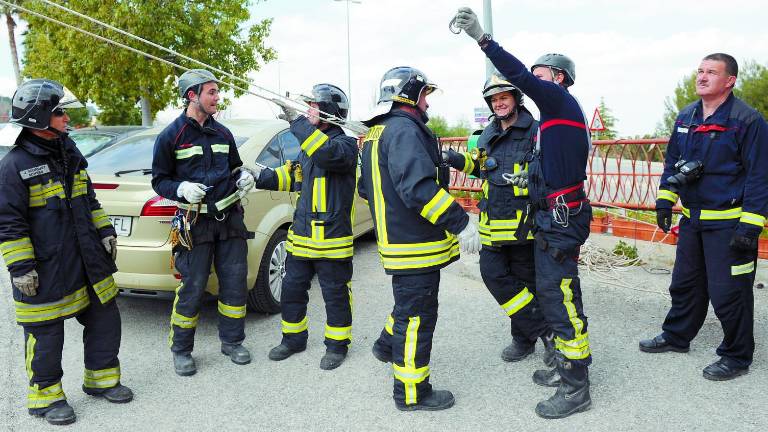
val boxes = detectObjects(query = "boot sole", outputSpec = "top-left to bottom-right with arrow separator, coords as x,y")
268,347 -> 306,361
703,368 -> 748,381
396,398 -> 455,412
46,416 -> 77,426
639,345 -> 689,353
175,368 -> 197,377
82,388 -> 134,404
221,351 -> 252,365
535,399 -> 592,419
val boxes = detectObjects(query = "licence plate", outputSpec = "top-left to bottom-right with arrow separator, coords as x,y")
109,216 -> 133,237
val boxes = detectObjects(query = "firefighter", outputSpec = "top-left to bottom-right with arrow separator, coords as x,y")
442,75 -> 555,366
257,84 -> 359,370
0,79 -> 133,426
640,53 -> 768,380
454,8 -> 593,419
358,66 -> 480,411
152,69 -> 255,376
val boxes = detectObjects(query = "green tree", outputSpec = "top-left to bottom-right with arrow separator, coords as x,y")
735,61 -> 768,117
21,0 -> 276,125
427,115 -> 471,138
594,97 -> 617,140
657,72 -> 698,136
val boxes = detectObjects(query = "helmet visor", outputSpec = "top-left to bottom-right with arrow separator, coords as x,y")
55,86 -> 84,110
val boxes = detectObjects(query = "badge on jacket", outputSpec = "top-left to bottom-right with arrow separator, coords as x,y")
19,164 -> 51,180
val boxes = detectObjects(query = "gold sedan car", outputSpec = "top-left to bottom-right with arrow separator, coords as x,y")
87,119 -> 373,313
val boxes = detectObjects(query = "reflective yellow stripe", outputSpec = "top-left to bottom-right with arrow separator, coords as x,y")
27,382 -> 66,409
14,286 -> 90,323
731,261 -> 755,276
512,163 -> 529,196
91,208 -> 112,229
175,146 -> 204,159
83,366 -> 121,389
275,165 -> 292,192
324,324 -> 352,341
500,287 -> 534,316
681,206 -> 743,220
72,170 -> 88,198
557,278 -> 591,360
419,188 -> 455,224
282,317 -> 308,334
214,191 -> 241,212
29,180 -> 65,207
657,189 -> 679,204
301,129 -> 329,157
93,275 -> 118,304
218,300 -> 246,319
211,144 -> 230,154
740,212 -> 766,227
26,333 -> 36,380
170,284 -> 198,329
287,229 -> 354,259
1,237 -> 35,266
393,364 -> 430,384
312,177 -> 327,212
378,237 -> 460,270
366,125 -> 388,244
478,211 -> 530,245
385,314 -> 394,336
402,316 -> 421,405
461,152 -> 475,174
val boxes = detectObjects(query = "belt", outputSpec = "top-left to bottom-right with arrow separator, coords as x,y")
544,183 -> 587,210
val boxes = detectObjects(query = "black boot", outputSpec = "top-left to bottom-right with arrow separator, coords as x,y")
372,342 -> 392,363
532,366 -> 561,387
173,352 -> 197,376
221,343 -> 252,365
501,340 -> 535,362
32,401 -> 76,426
320,350 -> 347,370
540,332 -> 556,367
395,390 -> 455,411
268,343 -> 305,361
82,383 -> 134,403
535,360 -> 591,419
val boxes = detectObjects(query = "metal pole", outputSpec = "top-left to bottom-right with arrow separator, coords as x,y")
345,0 -> 352,118
483,0 -> 494,79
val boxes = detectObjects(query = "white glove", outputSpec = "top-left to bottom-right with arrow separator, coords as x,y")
13,270 -> 38,297
271,98 -> 300,122
454,7 -> 485,41
102,235 -> 117,261
177,181 -> 207,204
502,171 -> 529,188
236,170 -> 255,192
457,221 -> 481,254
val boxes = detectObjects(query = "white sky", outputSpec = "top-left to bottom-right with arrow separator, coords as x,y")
1,0 -> 767,136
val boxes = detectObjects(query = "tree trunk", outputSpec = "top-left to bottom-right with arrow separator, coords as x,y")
140,96 -> 152,127
6,13 -> 21,85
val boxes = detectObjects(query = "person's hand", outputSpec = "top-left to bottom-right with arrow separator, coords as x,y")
236,170 -> 255,192
271,98 -> 300,122
457,221 -> 481,254
102,235 -> 117,261
503,171 -> 529,188
453,7 -> 485,41
13,270 -> 38,296
177,181 -> 207,204
730,225 -> 760,252
656,208 -> 672,233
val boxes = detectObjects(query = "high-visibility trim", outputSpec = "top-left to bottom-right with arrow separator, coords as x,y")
347,281 -> 354,316
740,212 -> 766,227
732,261 -> 756,276
93,275 -> 119,304
312,177 -> 327,213
377,237 -> 460,270
500,287 -> 534,316
287,229 -> 354,259
274,165 -> 293,192
175,146 -> 204,159
460,152 -> 475,174
169,283 -> 182,347
657,189 -> 679,204
366,125 -> 388,244
71,170 -> 89,198
512,163 -> 529,197
324,324 -> 352,341
211,144 -> 230,154
14,286 -> 90,323
419,188 -> 455,225
91,208 -> 112,229
27,382 -> 66,409
1,237 -> 35,266
214,191 -> 241,212
301,129 -> 329,157
282,317 -> 308,334
558,278 -> 591,360
540,119 -> 587,131
681,206 -> 742,220
218,300 -> 246,319
83,366 -> 121,389
402,316 -> 421,405
29,179 -> 65,207
171,310 -> 199,329
26,333 -> 36,380
385,314 -> 394,336
393,364 -> 430,384
478,211 -> 533,246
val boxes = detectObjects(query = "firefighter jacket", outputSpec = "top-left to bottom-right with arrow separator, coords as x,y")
0,131 -> 118,326
152,112 -> 244,215
657,93 -> 768,235
359,109 -> 469,275
446,108 -> 538,247
256,117 -> 358,260
482,40 -> 590,197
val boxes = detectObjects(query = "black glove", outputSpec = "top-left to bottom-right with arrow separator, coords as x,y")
730,232 -> 759,252
656,208 -> 672,233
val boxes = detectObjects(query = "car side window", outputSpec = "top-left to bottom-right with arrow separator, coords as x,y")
279,130 -> 300,162
255,134 -> 283,168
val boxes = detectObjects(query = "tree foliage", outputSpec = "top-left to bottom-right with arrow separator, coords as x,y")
21,0 -> 276,125
594,97 -> 617,140
427,115 -> 471,138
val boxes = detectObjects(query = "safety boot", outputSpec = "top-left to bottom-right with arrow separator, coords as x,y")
221,343 -> 252,365
535,360 -> 591,419
320,350 -> 347,370
702,359 -> 749,381
541,332 -> 556,367
501,340 -> 535,362
639,334 -> 689,353
532,366 -> 561,387
372,342 -> 392,363
82,384 -> 134,403
33,401 -> 76,426
173,352 -> 197,376
395,390 -> 455,412
268,343 -> 305,361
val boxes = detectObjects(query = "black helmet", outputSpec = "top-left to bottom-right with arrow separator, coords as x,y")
11,79 -> 83,130
530,53 -> 576,87
300,84 -> 349,120
377,66 -> 437,107
178,69 -> 217,99
482,74 -> 523,114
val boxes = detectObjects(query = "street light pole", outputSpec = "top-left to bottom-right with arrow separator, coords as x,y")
334,0 -> 361,118
483,0 -> 494,79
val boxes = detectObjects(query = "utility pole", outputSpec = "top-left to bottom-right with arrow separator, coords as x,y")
334,0 -> 361,118
483,0 -> 494,79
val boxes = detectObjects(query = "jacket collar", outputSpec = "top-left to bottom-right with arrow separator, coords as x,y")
389,108 -> 436,140
16,129 -> 75,157
179,111 -> 219,134
486,108 -> 535,143
696,92 -> 734,126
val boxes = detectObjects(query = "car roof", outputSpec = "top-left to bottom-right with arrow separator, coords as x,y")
126,118 -> 288,151
69,125 -> 148,136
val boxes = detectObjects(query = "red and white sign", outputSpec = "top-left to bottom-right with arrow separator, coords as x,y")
589,108 -> 606,132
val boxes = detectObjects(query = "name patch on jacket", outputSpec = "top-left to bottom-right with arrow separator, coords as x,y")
19,164 -> 51,180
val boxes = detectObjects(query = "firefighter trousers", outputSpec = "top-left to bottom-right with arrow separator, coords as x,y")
480,243 -> 548,345
23,285 -> 122,414
279,254 -> 353,353
661,219 -> 756,368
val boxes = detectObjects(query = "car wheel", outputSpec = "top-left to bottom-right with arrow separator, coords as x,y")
247,229 -> 287,314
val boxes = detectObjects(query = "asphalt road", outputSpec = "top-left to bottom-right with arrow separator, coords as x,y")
1,235 -> 767,431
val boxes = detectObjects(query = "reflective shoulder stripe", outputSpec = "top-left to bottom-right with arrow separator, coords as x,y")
419,188 -> 455,224
91,208 -> 112,230
281,317 -> 309,334
14,286 -> 90,323
731,261 -> 755,276
657,189 -> 679,204
174,146 -> 204,159
211,144 -> 230,154
218,300 -> 247,319
1,237 -> 35,266
740,212 -> 766,227
301,129 -> 330,157
83,366 -> 121,389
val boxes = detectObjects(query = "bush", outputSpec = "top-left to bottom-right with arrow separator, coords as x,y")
612,240 -> 639,261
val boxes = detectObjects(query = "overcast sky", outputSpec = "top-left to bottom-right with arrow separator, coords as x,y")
1,0 -> 766,136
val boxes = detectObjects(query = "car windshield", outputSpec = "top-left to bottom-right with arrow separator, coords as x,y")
69,132 -> 115,158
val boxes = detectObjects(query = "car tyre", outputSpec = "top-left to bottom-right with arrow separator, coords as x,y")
247,229 -> 287,314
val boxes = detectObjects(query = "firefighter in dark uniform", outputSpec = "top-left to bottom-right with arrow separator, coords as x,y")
152,69 -> 255,376
640,53 -> 768,380
0,79 -> 133,426
359,66 -> 480,411
442,75 -> 555,366
257,84 -> 359,370
455,8 -> 593,419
